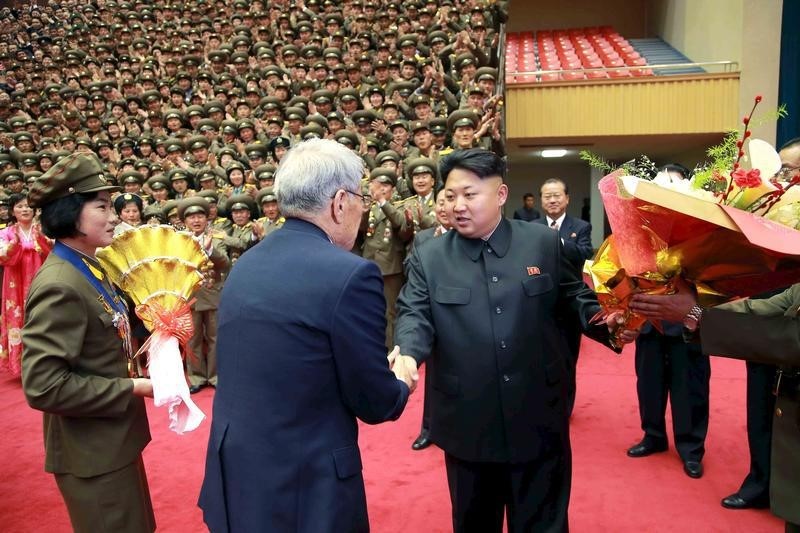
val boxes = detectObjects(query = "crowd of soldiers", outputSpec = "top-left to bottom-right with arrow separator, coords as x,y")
0,0 -> 508,389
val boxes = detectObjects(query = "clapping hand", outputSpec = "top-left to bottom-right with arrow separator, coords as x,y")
388,345 -> 419,392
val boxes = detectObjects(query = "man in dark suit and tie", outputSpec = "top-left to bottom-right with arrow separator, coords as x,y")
199,138 -> 413,533
536,178 -> 594,416
393,149 -> 636,532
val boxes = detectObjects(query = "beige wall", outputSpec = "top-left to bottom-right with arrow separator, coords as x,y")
507,0 -> 649,37
648,0 -> 782,144
648,0 -> 743,64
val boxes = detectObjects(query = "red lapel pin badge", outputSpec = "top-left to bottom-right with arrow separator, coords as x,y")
526,266 -> 540,276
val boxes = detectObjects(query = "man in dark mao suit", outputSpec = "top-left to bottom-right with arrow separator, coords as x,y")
536,178 -> 594,416
199,138 -> 412,533
393,149 -> 636,533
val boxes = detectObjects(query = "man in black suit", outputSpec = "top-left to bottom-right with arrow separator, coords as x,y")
624,165 -> 710,480
512,192 -> 541,221
536,178 -> 594,416
393,149 -> 637,533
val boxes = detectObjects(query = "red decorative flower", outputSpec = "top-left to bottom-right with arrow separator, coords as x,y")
732,168 -> 762,188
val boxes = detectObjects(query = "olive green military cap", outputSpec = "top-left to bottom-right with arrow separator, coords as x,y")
257,187 -> 277,205
334,129 -> 358,148
376,150 -> 400,164
196,189 -> 220,203
447,109 -> 479,130
1,169 -> 24,184
119,170 -> 144,185
227,193 -> 256,212
162,199 -> 180,219
178,196 -> 210,219
406,157 -> 437,178
146,175 -> 170,190
369,167 -> 397,187
28,153 -> 120,208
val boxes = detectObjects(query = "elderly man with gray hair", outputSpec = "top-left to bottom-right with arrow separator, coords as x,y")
199,138 -> 415,533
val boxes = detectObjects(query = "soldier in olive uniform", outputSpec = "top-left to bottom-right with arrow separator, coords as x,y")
223,194 -> 260,262
361,167 -> 410,348
22,153 -> 155,533
178,197 -> 230,393
145,175 -> 171,207
401,158 -> 439,238
256,187 -> 285,239
197,190 -> 232,234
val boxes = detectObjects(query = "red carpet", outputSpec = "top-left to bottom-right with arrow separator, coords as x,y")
0,339 -> 783,532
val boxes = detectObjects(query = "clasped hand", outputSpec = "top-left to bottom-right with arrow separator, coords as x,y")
605,311 -> 640,347
387,345 -> 419,393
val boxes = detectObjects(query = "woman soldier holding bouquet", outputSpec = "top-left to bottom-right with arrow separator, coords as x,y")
21,153 -> 156,533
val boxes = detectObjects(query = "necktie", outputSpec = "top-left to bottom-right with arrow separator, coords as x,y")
550,220 -> 560,231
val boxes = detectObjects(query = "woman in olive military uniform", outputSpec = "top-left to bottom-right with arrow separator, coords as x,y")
21,153 -> 156,533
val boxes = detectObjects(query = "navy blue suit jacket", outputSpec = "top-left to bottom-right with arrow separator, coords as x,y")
199,218 -> 409,533
535,214 -> 593,270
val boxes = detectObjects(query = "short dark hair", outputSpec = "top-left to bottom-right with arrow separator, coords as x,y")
660,163 -> 691,180
523,192 -> 534,200
40,192 -> 98,239
541,178 -> 568,195
7,193 -> 27,224
440,148 -> 505,182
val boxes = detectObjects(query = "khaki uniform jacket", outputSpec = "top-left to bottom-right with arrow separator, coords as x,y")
21,252 -> 150,477
224,222 -> 256,262
402,194 -> 437,237
189,231 -> 230,312
211,216 -> 233,234
700,286 -> 800,524
257,215 -> 285,239
361,201 -> 410,276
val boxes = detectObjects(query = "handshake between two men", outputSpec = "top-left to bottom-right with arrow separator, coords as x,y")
385,309 -> 639,396
387,346 -> 419,393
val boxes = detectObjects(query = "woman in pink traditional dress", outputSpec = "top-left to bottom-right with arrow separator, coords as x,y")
0,193 -> 51,376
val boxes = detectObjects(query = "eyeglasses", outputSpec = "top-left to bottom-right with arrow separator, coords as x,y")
776,165 -> 800,180
339,189 -> 371,208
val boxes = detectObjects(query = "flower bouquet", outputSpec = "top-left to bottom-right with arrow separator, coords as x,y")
97,225 -> 208,434
584,96 -> 800,330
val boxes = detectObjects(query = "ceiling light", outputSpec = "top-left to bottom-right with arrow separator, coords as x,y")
541,149 -> 567,158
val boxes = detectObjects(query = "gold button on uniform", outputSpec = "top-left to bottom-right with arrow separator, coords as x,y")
776,408 -> 783,417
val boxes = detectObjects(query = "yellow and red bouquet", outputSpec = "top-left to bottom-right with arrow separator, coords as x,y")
98,225 -> 208,434
586,96 -> 800,330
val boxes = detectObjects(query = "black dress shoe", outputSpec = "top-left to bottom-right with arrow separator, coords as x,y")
626,441 -> 668,458
189,385 -> 203,394
721,494 -> 769,510
683,460 -> 703,479
411,434 -> 432,451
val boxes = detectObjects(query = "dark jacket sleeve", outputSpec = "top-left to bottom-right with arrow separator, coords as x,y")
329,260 -> 409,424
554,235 -> 617,352
561,218 -> 593,269
394,246 -> 436,367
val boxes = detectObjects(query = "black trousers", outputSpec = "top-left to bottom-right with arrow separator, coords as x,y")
634,330 -> 710,461
444,452 -> 570,533
736,361 -> 776,501
418,359 -> 433,436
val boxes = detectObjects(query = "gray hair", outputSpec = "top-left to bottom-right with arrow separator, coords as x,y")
274,138 -> 365,218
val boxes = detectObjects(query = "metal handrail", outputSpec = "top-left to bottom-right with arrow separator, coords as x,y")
508,60 -> 739,76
